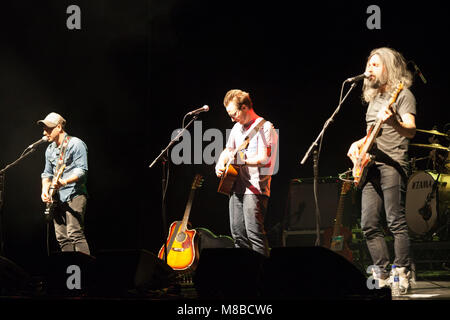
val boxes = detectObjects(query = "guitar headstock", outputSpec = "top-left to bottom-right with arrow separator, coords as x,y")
389,82 -> 404,106
191,174 -> 204,190
341,181 -> 352,195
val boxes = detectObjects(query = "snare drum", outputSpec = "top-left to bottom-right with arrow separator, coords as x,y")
405,171 -> 450,236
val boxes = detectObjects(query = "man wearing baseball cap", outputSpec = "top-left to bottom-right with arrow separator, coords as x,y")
38,112 -> 90,255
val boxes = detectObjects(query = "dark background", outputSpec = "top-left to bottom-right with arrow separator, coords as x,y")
0,0 -> 448,275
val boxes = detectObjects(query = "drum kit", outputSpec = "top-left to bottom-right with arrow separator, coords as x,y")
406,125 -> 450,240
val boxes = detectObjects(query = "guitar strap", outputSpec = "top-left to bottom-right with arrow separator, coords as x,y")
46,135 -> 71,218
54,134 -> 71,179
237,118 -> 267,152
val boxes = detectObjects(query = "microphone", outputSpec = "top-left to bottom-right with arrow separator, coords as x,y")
345,72 -> 370,83
411,61 -> 427,84
27,136 -> 49,149
186,105 -> 209,116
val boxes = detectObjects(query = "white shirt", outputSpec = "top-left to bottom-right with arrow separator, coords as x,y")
225,117 -> 278,196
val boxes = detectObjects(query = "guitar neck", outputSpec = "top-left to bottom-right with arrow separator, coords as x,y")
360,119 -> 383,155
180,188 -> 196,231
227,139 -> 249,167
48,164 -> 66,200
360,85 -> 403,156
227,120 -> 264,167
332,183 -> 351,237
332,198 -> 346,237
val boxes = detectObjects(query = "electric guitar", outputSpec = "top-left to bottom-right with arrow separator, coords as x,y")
158,174 -> 203,270
352,82 -> 404,187
44,164 -> 66,222
323,181 -> 353,262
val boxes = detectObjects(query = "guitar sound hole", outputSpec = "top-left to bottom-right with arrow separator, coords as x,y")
176,232 -> 186,242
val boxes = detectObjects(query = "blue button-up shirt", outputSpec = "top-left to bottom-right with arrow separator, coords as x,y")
41,135 -> 88,202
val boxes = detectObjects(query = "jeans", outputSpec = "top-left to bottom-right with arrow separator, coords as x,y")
229,193 -> 269,256
53,194 -> 90,255
361,163 -> 410,276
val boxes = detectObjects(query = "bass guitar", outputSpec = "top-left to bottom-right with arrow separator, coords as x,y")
352,82 -> 404,187
158,174 -> 203,270
323,181 -> 353,262
44,164 -> 66,222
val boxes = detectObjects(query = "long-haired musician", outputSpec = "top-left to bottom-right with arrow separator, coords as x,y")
347,47 -> 416,294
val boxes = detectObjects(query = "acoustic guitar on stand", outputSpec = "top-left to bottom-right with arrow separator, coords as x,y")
352,82 -> 404,187
323,181 -> 353,262
158,174 -> 203,271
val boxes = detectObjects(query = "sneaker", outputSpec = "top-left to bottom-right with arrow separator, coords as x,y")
372,269 -> 390,289
396,267 -> 411,294
388,267 -> 411,294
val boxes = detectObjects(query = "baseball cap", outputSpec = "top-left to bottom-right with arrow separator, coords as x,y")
37,112 -> 66,128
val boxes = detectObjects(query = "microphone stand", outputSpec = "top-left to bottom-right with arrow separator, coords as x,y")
300,81 -> 357,246
149,114 -> 199,265
0,147 -> 40,256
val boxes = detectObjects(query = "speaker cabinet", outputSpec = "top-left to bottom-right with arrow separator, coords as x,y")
92,249 -> 175,296
283,178 -> 339,231
193,248 -> 267,299
262,246 -> 390,300
196,228 -> 235,253
46,251 -> 95,295
0,256 -> 30,293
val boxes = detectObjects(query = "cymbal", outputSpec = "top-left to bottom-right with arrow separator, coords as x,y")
416,128 -> 449,137
410,143 -> 449,151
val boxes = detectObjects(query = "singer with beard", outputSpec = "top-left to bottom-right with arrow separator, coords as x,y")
347,47 -> 416,294
38,112 -> 90,255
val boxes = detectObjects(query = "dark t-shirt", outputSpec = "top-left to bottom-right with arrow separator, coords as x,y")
365,88 -> 416,167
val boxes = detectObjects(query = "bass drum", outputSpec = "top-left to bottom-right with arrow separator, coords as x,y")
405,171 -> 450,236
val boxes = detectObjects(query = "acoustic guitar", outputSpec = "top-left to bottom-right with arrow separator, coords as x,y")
323,181 -> 353,262
217,119 -> 266,196
352,82 -> 404,187
158,174 -> 203,270
44,164 -> 66,222
217,148 -> 246,196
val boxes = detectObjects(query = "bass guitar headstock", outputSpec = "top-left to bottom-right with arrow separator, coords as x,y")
389,81 -> 404,107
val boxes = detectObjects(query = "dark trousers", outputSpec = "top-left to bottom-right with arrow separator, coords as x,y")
53,195 -> 90,255
361,163 -> 410,276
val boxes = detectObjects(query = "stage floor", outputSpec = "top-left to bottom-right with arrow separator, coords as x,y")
2,281 -> 450,301
397,280 -> 450,300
